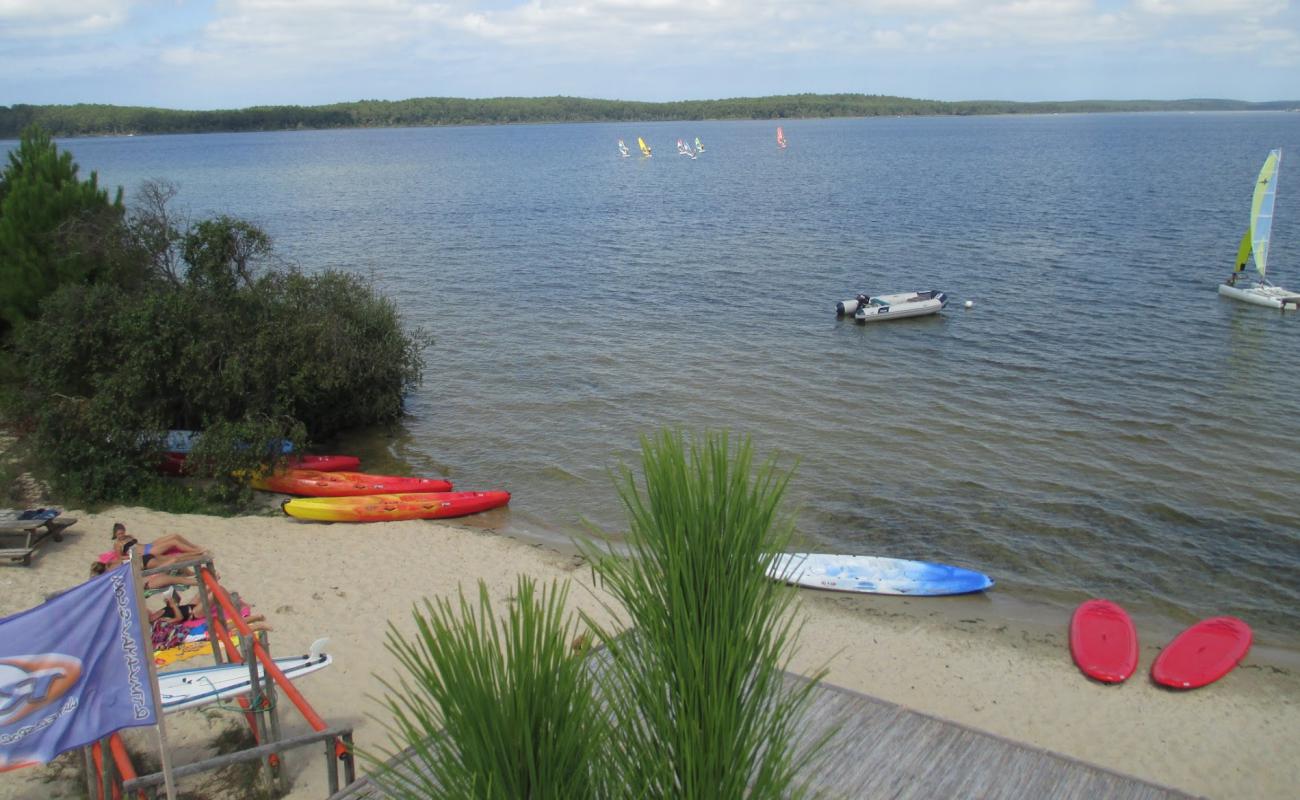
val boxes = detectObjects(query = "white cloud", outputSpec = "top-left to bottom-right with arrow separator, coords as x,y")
3,1 -> 1298,105
1135,0 -> 1287,16
0,0 -> 138,36
1170,18 -> 1300,59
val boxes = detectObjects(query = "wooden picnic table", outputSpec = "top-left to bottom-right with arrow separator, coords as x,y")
0,511 -> 77,566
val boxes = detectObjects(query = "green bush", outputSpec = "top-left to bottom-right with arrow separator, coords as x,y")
2,149 -> 428,506
0,125 -> 125,336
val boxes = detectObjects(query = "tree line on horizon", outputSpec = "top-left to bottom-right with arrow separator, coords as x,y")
2,93 -> 1296,138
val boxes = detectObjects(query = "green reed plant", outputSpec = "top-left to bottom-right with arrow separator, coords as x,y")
581,430 -> 829,799
369,577 -> 610,800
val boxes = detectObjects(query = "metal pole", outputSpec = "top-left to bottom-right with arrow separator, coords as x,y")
82,745 -> 99,800
241,635 -> 276,798
260,630 -> 287,795
194,559 -> 221,665
128,555 -> 178,800
98,737 -> 112,800
325,736 -> 340,795
342,732 -> 355,784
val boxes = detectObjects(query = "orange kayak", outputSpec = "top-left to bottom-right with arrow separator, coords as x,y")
281,491 -> 511,523
252,469 -> 453,497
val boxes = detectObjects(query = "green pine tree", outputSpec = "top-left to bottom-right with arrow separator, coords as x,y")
0,124 -> 124,336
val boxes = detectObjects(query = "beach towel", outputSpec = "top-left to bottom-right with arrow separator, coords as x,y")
154,635 -> 241,669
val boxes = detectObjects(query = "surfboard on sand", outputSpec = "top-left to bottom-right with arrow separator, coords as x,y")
1151,617 -> 1252,690
157,638 -> 331,713
1069,599 -> 1139,684
767,553 -> 994,596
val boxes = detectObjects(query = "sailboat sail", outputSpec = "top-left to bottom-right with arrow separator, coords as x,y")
1235,149 -> 1282,278
776,126 -> 787,148
694,136 -> 704,152
618,139 -> 629,157
1219,147 -> 1298,309
638,137 -> 652,157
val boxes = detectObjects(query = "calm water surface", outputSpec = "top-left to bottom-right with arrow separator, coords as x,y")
36,113 -> 1300,644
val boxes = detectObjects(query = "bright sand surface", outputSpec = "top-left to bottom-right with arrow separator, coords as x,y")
2,508 -> 1297,799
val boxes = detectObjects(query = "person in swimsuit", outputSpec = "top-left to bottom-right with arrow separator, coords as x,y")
110,523 -> 207,562
89,559 -> 199,590
152,590 -> 273,633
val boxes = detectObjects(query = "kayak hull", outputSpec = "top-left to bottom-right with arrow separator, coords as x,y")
282,491 -> 511,523
161,453 -> 361,476
252,469 -> 453,497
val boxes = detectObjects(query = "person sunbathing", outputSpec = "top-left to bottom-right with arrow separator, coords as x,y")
112,523 -> 207,560
155,589 -> 272,631
148,591 -> 272,653
89,560 -> 199,591
97,523 -> 208,567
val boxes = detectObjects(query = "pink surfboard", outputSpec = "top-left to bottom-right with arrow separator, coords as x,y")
1151,616 -> 1252,690
1069,599 -> 1139,684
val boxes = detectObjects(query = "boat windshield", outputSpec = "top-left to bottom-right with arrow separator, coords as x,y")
871,298 -> 891,307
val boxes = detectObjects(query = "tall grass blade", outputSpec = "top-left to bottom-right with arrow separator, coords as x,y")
581,430 -> 829,799
366,577 -> 610,799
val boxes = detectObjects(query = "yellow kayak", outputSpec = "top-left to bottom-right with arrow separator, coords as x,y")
282,491 -> 511,523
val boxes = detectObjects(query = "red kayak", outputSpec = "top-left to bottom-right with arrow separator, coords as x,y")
1069,599 -> 1139,684
252,469 -> 452,497
282,491 -> 510,522
160,453 -> 361,476
1151,617 -> 1252,690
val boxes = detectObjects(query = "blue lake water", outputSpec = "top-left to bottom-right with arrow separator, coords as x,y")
27,112 -> 1300,645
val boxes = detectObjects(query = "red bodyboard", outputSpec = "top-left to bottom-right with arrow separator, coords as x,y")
1070,599 -> 1139,684
1151,617 -> 1252,690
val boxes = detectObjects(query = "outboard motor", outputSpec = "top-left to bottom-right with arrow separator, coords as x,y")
836,294 -> 869,316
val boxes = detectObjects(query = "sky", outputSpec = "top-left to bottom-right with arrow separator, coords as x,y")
1,1 -> 1298,109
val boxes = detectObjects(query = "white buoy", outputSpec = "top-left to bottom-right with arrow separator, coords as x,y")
964,300 -> 974,309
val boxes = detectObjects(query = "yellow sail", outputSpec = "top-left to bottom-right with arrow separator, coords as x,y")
637,137 -> 651,157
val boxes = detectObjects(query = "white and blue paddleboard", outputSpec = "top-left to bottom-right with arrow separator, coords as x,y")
157,638 -> 331,713
768,553 -> 993,596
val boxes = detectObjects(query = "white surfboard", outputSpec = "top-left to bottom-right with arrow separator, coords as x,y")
157,638 -> 331,713
769,553 -> 994,596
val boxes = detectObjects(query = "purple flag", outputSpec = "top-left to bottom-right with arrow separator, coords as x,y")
0,563 -> 157,771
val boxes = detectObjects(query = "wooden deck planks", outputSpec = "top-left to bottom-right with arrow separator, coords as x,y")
329,671 -> 1196,800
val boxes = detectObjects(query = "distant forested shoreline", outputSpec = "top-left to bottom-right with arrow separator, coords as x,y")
3,94 -> 1297,138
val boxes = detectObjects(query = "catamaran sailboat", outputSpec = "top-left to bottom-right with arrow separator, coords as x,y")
638,137 -> 652,158
776,126 -> 787,149
618,139 -> 630,158
1219,148 -> 1299,310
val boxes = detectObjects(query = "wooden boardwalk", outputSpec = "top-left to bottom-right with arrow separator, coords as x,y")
329,671 -> 1196,800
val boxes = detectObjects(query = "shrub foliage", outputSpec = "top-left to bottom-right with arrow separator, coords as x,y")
0,125 -> 125,336
1,128 -> 427,505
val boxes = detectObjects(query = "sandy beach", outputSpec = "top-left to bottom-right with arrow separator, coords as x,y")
2,508 -> 1297,799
